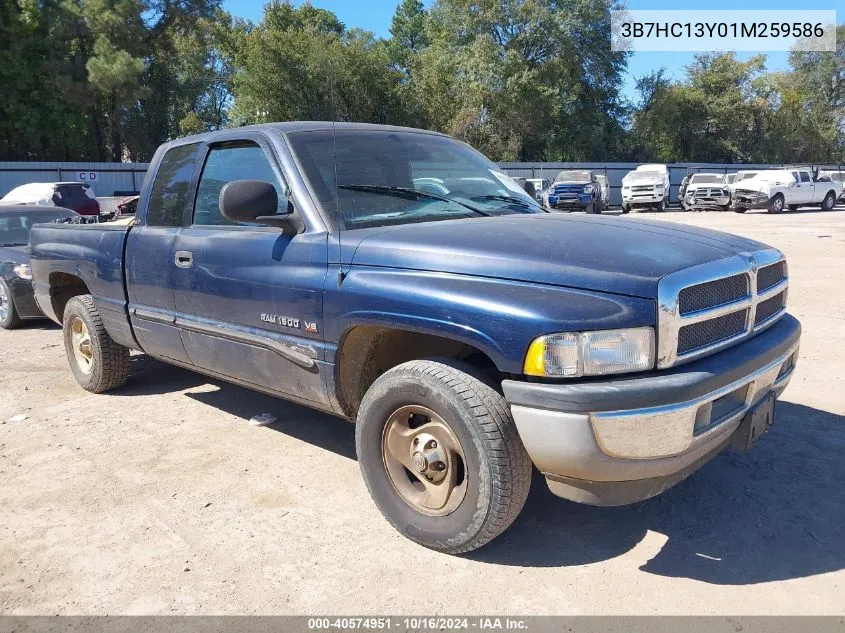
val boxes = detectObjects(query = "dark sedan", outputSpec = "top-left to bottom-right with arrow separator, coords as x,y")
0,205 -> 79,328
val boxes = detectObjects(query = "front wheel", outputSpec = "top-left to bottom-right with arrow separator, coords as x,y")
356,359 -> 532,554
63,295 -> 130,393
656,198 -> 667,212
0,279 -> 22,329
769,193 -> 785,214
621,204 -> 630,214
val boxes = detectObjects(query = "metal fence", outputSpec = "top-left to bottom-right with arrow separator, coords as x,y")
0,162 -> 150,198
499,162 -> 845,207
2,160 -> 843,207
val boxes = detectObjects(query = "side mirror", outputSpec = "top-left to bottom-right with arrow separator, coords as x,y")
220,180 -> 293,227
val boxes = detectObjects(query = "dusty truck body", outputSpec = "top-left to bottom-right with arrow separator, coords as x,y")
29,122 -> 800,553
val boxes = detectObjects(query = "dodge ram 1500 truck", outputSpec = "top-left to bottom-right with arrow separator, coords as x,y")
29,122 -> 801,554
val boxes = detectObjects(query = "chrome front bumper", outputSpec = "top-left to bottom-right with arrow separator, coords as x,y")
502,315 -> 801,506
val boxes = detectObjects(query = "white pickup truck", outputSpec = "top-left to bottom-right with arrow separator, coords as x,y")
732,167 -> 842,213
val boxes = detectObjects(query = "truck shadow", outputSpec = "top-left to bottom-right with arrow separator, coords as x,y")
472,401 -> 845,585
116,355 -> 357,460
112,359 -> 843,584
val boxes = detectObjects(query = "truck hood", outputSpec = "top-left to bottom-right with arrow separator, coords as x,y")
686,181 -> 726,192
552,180 -> 591,186
734,175 -> 791,193
345,214 -> 767,299
624,177 -> 663,186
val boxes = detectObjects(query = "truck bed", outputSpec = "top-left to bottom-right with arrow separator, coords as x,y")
29,222 -> 136,349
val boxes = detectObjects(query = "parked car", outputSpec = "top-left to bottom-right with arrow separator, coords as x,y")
525,178 -> 550,202
115,195 -> 140,219
621,166 -> 669,212
1,182 -> 100,218
595,174 -> 610,211
543,170 -> 602,213
681,173 -> 731,211
732,167 -> 841,213
30,122 -> 800,553
0,205 -> 79,328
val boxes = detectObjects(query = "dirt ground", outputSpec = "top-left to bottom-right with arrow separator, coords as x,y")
1,208 -> 844,615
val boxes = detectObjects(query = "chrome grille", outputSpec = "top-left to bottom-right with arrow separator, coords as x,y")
678,274 -> 749,315
757,261 -> 786,292
755,290 -> 787,326
657,249 -> 788,368
678,310 -> 748,354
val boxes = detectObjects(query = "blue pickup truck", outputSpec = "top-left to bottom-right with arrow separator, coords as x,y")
29,122 -> 800,553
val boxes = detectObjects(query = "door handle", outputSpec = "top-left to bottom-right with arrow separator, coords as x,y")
175,251 -> 193,268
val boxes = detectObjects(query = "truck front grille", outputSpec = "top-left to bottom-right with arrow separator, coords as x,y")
755,290 -> 787,326
657,249 -> 788,368
678,274 -> 749,315
757,260 -> 786,292
678,310 -> 748,354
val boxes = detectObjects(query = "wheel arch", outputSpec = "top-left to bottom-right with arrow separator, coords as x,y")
334,323 -> 506,420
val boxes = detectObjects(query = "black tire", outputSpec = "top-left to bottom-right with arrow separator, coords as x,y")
621,204 -> 630,214
734,207 -> 747,214
768,193 -> 785,214
356,359 -> 532,554
656,198 -> 666,212
586,202 -> 598,214
62,295 -> 130,393
788,204 -> 799,211
0,278 -> 22,329
821,191 -> 836,211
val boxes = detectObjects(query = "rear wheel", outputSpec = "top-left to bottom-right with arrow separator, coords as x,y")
734,207 -> 747,214
769,193 -> 785,214
788,204 -> 799,211
356,359 -> 532,554
63,295 -> 130,393
0,279 -> 22,329
821,191 -> 836,211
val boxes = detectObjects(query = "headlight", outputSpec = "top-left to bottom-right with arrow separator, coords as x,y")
13,264 -> 31,280
524,327 -> 655,377
583,185 -> 594,194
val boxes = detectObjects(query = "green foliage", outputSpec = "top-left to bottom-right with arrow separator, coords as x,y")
0,1 -> 843,164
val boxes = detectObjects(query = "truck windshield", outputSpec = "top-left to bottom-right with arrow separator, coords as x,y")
286,129 -> 543,230
554,171 -> 591,182
0,209 -> 77,246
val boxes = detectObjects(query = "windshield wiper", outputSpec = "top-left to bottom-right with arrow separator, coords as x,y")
338,184 -> 490,216
470,194 -> 538,212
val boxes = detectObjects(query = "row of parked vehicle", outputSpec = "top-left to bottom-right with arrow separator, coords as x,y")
516,164 -> 845,215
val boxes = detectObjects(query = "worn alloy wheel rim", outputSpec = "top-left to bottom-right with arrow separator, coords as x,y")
825,194 -> 834,210
774,197 -> 784,212
381,405 -> 468,517
70,317 -> 93,374
0,283 -> 8,322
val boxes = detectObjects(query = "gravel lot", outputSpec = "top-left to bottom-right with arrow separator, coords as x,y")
1,208 -> 844,615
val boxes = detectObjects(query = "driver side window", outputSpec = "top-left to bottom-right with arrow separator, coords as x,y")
193,142 -> 286,226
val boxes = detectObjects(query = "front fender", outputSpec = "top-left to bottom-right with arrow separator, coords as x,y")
323,266 -> 656,374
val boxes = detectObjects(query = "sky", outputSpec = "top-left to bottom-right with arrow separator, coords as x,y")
221,0 -> 815,103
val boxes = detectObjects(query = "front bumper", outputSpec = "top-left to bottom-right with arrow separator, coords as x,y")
622,193 -> 663,206
502,314 -> 801,506
548,194 -> 592,210
732,191 -> 772,209
683,193 -> 731,210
